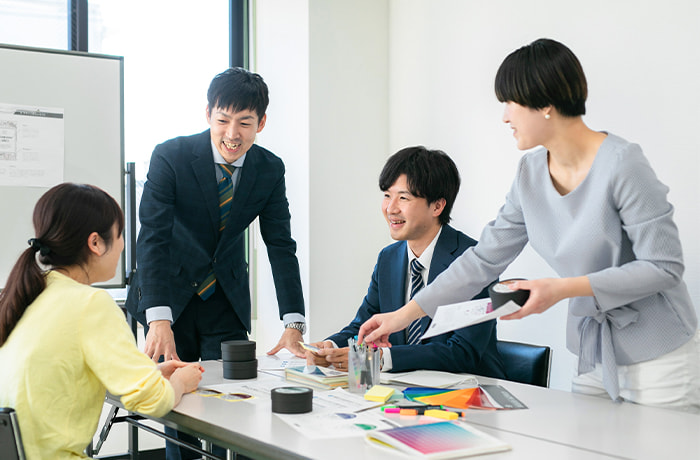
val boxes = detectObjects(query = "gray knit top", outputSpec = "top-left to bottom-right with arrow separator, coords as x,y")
414,133 -> 697,399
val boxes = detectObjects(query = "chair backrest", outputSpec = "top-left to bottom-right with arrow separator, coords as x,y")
0,407 -> 26,460
496,340 -> 552,388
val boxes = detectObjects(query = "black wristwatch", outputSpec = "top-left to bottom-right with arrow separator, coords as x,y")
285,321 -> 306,335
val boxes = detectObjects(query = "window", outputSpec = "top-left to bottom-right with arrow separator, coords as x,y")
88,0 -> 229,181
0,0 -> 68,49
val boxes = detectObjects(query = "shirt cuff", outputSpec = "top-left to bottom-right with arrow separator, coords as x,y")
381,347 -> 393,372
283,313 -> 306,327
145,306 -> 173,325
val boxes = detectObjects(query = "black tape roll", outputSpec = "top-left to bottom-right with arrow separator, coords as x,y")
221,340 -> 256,362
222,359 -> 258,380
488,278 -> 530,309
271,387 -> 313,414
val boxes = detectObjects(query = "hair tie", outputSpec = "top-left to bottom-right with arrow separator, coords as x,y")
28,238 -> 51,256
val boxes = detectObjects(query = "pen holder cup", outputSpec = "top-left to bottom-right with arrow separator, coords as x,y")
347,346 -> 380,394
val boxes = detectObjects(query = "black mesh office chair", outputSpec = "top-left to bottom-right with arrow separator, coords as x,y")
497,340 -> 552,388
0,407 -> 27,460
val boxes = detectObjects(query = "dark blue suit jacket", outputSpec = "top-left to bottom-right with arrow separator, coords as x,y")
125,130 -> 304,330
327,225 -> 505,378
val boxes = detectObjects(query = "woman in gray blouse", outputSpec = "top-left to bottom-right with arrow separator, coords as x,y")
359,38 -> 699,412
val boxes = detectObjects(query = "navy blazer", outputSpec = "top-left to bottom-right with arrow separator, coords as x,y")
327,225 -> 505,378
126,130 -> 304,330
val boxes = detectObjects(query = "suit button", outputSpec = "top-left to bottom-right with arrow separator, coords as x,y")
191,281 -> 198,287
213,258 -> 217,264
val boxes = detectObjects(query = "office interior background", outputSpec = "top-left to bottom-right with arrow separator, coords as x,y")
1,0 -> 699,396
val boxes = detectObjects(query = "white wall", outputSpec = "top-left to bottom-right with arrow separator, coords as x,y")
253,0 -> 700,391
307,0 -> 391,338
252,0 -> 390,350
251,0 -> 310,351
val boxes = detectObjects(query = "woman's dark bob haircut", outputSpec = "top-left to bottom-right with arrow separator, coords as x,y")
495,38 -> 587,117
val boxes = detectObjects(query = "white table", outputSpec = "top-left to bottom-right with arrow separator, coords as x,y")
111,360 -> 699,459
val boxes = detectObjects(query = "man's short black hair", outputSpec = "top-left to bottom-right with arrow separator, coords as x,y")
379,146 -> 460,226
495,38 -> 587,117
207,67 -> 269,121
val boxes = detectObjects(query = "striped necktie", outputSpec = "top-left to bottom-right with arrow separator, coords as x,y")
197,164 -> 235,300
406,258 -> 425,345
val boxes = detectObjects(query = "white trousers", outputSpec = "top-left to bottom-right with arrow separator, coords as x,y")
571,330 -> 700,414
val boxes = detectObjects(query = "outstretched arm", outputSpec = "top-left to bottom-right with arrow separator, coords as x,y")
500,277 -> 592,320
358,299 -> 425,346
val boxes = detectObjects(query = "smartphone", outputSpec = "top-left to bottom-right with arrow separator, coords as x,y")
298,341 -> 320,353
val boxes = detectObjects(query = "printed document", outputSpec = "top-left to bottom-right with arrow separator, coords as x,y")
420,298 -> 521,340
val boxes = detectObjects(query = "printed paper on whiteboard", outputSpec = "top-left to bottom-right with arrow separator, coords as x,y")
420,298 -> 521,340
0,102 -> 65,187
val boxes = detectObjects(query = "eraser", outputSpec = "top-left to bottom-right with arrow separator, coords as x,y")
424,409 -> 459,420
384,407 -> 401,414
399,409 -> 418,416
364,385 -> 395,402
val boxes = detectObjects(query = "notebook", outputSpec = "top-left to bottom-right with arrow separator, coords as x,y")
366,421 -> 511,458
284,365 -> 348,390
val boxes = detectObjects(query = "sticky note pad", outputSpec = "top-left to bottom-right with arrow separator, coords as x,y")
399,409 -> 418,416
424,409 -> 459,420
364,385 -> 395,403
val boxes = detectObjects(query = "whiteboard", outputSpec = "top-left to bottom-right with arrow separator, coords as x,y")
0,44 -> 124,288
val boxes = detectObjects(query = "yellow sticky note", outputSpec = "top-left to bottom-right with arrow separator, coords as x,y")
364,385 -> 394,403
424,409 -> 459,420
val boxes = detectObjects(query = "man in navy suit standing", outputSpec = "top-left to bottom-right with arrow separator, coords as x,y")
306,147 -> 505,378
126,68 -> 306,459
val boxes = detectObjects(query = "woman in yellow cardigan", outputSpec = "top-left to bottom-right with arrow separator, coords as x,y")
0,183 -> 203,459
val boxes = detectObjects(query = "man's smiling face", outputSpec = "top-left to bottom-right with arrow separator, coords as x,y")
206,105 -> 266,163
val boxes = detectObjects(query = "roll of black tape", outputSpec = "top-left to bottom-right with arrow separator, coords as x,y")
488,278 -> 530,309
271,387 -> 313,414
222,359 -> 258,380
221,340 -> 256,362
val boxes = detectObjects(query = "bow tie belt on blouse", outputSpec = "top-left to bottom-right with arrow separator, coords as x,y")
577,306 -> 639,401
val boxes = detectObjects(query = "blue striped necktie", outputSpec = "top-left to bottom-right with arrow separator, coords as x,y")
197,164 -> 235,300
406,258 -> 425,345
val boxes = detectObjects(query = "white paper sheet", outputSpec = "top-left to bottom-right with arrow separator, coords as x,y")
0,102 -> 64,187
420,298 -> 521,340
196,372 -> 288,402
257,352 -> 307,371
274,388 -> 400,439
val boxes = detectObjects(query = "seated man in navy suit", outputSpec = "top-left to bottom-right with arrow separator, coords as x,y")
306,146 -> 505,377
